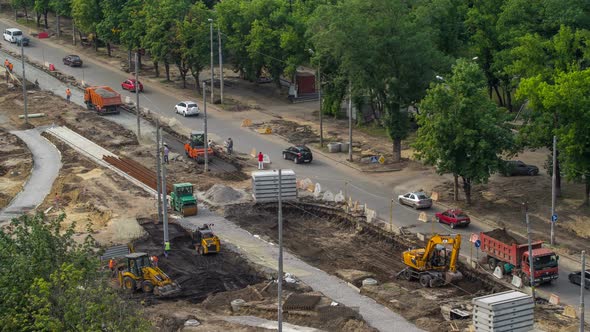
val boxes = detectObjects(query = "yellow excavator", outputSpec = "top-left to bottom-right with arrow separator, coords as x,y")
398,234 -> 463,288
118,252 -> 181,296
191,224 -> 220,255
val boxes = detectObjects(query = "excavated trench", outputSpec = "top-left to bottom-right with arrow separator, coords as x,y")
131,220 -> 264,304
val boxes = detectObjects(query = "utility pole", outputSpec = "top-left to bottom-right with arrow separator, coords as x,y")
551,135 -> 557,245
72,22 -> 76,46
218,27 -> 224,104
308,49 -> 323,147
203,82 -> 209,172
161,130 -> 169,244
347,82 -> 352,161
277,169 -> 284,332
524,202 -> 535,301
21,40 -> 28,125
581,250 -> 586,332
155,119 -> 163,224
135,52 -> 140,138
56,14 -> 60,39
208,18 -> 214,103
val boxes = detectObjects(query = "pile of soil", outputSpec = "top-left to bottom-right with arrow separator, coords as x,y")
133,221 -> 264,304
0,130 -> 32,209
483,228 -> 526,245
261,120 -> 319,145
204,184 -> 247,205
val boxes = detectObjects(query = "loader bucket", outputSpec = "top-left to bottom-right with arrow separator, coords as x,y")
154,283 -> 181,297
445,271 -> 463,284
182,205 -> 198,217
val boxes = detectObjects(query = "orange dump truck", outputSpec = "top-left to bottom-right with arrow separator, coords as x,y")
84,86 -> 122,114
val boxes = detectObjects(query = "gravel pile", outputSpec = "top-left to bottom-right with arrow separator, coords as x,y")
204,184 -> 245,204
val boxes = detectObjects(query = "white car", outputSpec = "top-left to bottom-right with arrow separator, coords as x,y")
3,28 -> 23,43
174,101 -> 200,117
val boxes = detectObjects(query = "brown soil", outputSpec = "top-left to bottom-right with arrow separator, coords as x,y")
0,129 -> 32,209
224,203 -> 494,331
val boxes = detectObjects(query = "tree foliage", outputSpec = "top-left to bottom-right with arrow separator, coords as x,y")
414,59 -> 514,204
0,213 -> 150,331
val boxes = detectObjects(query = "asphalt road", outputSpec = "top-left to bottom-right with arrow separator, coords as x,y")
1,19 -> 587,318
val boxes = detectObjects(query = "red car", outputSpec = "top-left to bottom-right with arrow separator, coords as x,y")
121,79 -> 143,92
435,209 -> 470,229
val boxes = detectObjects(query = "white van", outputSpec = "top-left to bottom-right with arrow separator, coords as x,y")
3,28 -> 23,43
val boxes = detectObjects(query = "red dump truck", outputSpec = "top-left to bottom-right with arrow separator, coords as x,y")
84,86 -> 122,114
480,229 -> 558,286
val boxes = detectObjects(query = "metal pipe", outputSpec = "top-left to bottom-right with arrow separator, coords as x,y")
209,19 -> 214,103
21,40 -> 28,125
348,82 -> 352,161
581,250 -> 586,332
161,130 -> 169,243
525,202 -> 535,301
155,119 -> 163,224
135,52 -> 140,138
203,82 -> 209,172
218,26 -> 223,104
551,135 -> 556,245
278,169 -> 283,332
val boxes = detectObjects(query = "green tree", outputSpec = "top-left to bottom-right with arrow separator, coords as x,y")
309,0 -> 448,161
178,2 -> 211,90
71,0 -> 102,51
518,69 -> 590,204
11,0 -> 34,21
34,0 -> 50,28
0,213 -> 150,331
414,59 -> 514,204
96,0 -> 125,57
119,0 -> 146,71
50,0 -> 71,39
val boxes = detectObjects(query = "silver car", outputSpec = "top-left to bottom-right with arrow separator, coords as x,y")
398,191 -> 432,209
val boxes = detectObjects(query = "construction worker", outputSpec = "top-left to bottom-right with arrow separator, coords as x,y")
4,59 -> 8,69
66,88 -> 71,103
163,143 -> 169,164
7,62 -> 13,73
164,241 -> 170,258
258,151 -> 264,170
225,138 -> 233,155
151,255 -> 159,267
108,257 -> 116,277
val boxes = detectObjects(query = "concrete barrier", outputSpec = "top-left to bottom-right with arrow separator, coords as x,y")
365,208 -> 377,223
418,212 -> 428,222
322,191 -> 334,202
334,191 -> 345,202
313,183 -> 322,198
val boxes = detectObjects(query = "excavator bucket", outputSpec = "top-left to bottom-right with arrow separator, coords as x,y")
445,271 -> 463,284
182,205 -> 198,217
154,282 -> 181,297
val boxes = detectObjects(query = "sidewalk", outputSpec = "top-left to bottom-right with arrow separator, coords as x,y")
0,127 -> 61,223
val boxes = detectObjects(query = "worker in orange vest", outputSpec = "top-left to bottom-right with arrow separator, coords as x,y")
151,255 -> 159,267
66,88 -> 71,103
7,62 -> 13,73
3,59 -> 8,68
108,257 -> 116,277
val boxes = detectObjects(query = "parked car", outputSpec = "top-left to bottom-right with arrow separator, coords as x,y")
398,191 -> 432,209
63,55 -> 83,67
282,146 -> 313,164
568,270 -> 590,289
3,28 -> 22,43
174,101 -> 200,117
121,79 -> 144,92
435,209 -> 471,229
501,160 -> 539,176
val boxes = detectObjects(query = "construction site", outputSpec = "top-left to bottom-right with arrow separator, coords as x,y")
0,68 -> 585,331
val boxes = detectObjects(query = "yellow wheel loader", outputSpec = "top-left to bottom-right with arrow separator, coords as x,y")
398,234 -> 463,287
118,252 -> 181,296
191,224 -> 220,255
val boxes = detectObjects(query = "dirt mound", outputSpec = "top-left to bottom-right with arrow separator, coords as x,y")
484,228 -> 525,244
204,184 -> 247,205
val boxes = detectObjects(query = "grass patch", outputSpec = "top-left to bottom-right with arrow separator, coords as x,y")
357,124 -> 388,138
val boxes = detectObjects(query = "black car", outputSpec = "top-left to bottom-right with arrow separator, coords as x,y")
501,160 -> 539,176
568,270 -> 590,289
63,55 -> 83,67
282,146 -> 313,164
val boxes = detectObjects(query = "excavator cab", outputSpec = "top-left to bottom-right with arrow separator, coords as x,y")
118,252 -> 181,296
399,234 -> 463,288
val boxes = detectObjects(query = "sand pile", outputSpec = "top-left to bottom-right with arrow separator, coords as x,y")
204,184 -> 247,205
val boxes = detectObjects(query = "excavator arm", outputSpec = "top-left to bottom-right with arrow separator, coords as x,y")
407,234 -> 461,270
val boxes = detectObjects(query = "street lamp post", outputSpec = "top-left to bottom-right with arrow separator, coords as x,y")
208,18 -> 214,103
218,26 -> 224,104
21,40 -> 28,125
203,82 -> 209,173
308,49 -> 323,147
